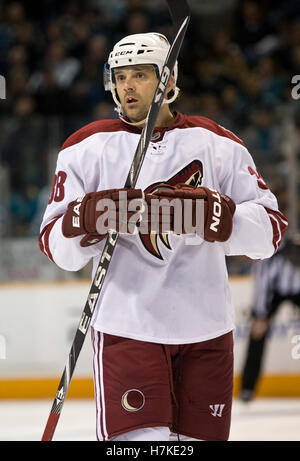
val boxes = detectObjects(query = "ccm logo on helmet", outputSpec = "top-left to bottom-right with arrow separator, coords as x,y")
154,66 -> 170,103
115,51 -> 133,57
210,191 -> 222,233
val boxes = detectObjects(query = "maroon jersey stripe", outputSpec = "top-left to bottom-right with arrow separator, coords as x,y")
61,112 -> 246,151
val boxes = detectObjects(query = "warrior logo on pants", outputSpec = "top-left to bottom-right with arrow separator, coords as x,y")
209,404 -> 225,417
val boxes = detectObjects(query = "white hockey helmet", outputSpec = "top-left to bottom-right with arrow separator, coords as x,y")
104,32 -> 179,121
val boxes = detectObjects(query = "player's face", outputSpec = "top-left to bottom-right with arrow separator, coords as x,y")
114,65 -> 158,122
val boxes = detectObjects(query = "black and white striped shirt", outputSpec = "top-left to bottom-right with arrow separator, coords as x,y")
252,240 -> 300,317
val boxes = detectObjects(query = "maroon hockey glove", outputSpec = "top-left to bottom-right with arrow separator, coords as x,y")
62,188 -> 144,247
145,183 -> 236,242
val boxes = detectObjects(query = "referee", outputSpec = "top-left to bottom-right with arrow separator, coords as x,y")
240,235 -> 300,402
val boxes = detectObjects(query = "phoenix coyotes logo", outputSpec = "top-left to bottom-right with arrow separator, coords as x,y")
139,160 -> 203,260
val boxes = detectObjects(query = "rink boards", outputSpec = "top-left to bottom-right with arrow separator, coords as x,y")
0,276 -> 299,398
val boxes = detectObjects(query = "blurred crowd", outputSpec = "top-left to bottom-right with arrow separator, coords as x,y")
0,0 -> 299,239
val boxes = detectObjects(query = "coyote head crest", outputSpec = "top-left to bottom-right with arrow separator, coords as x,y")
139,160 -> 203,260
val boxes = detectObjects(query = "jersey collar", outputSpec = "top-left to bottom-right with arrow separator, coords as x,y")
120,111 -> 186,142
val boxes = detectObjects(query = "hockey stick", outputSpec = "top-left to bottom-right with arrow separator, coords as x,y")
41,0 -> 190,441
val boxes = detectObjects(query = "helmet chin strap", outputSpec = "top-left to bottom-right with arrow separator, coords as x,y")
117,107 -> 148,127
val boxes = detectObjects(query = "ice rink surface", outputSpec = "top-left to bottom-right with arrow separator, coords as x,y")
0,397 -> 300,441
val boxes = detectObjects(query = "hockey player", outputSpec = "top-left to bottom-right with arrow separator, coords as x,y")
39,33 -> 288,441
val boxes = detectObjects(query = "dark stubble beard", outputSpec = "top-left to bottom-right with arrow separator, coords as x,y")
123,102 -> 149,124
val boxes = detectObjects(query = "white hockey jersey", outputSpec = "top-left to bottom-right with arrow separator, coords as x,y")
39,112 -> 287,344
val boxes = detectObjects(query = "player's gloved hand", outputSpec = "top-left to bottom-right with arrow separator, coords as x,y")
62,188 -> 144,247
145,183 -> 236,242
